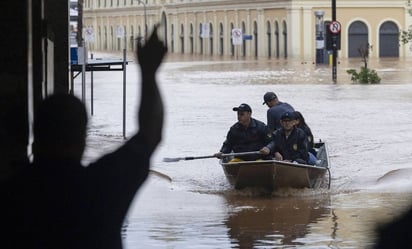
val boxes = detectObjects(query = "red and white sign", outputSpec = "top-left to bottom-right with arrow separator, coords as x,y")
84,27 -> 95,43
329,21 -> 341,34
232,29 -> 243,45
201,23 -> 210,38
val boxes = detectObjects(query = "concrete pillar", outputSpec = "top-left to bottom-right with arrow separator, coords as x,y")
257,8 -> 265,57
287,7 -> 301,59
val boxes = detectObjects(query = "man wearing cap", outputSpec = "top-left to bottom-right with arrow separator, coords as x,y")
262,91 -> 295,134
261,111 -> 309,164
215,103 -> 271,161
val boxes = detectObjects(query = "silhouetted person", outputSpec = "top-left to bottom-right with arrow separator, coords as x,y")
374,206 -> 412,249
7,27 -> 167,249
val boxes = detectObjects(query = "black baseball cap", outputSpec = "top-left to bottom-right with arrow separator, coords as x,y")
281,111 -> 296,120
262,92 -> 277,104
233,103 -> 252,112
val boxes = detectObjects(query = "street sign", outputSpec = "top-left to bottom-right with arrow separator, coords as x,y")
201,23 -> 210,38
243,34 -> 253,40
329,21 -> 341,34
85,27 -> 95,43
326,21 -> 341,50
116,26 -> 125,38
232,28 -> 243,45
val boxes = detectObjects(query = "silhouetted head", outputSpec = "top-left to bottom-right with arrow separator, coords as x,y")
33,94 -> 88,161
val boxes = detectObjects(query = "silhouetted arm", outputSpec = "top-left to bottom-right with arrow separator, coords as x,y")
137,26 -> 168,154
86,28 -> 168,226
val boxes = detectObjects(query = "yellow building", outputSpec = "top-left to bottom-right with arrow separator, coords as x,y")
83,0 -> 412,60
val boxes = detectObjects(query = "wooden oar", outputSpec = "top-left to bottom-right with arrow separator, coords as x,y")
149,169 -> 172,182
163,151 -> 261,163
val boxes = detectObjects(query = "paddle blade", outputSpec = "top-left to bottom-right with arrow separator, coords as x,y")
162,157 -> 182,162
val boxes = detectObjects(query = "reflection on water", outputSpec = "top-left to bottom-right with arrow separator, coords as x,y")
124,180 -> 412,249
224,194 -> 331,248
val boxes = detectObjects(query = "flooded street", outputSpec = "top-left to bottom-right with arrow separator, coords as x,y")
77,54 -> 412,248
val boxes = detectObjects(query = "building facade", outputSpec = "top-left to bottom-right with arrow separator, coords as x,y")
83,0 -> 412,60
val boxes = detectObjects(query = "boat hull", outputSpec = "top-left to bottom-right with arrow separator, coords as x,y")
220,142 -> 330,190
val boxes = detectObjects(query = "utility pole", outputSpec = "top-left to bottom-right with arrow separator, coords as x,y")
331,0 -> 337,83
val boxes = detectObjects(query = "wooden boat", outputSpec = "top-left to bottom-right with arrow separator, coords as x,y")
220,142 -> 330,190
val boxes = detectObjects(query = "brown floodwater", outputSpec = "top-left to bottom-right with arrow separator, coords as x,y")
79,53 -> 412,248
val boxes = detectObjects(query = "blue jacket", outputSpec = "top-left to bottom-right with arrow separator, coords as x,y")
220,118 -> 270,161
267,102 -> 295,132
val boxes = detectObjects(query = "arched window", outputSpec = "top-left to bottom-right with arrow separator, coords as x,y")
180,24 -> 184,54
130,25 -> 134,51
209,23 -> 213,55
161,12 -> 168,45
282,21 -> 287,58
171,24 -> 174,53
230,23 -> 234,56
267,21 -> 271,58
98,26 -> 102,50
199,23 -> 203,54
254,21 -> 258,57
189,23 -> 194,54
104,26 -> 107,50
110,26 -> 114,50
219,23 -> 224,55
379,21 -> 399,57
275,21 -> 279,58
348,21 -> 368,58
242,21 -> 246,57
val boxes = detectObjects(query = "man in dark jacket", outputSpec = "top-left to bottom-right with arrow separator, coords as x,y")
215,103 -> 271,161
262,91 -> 295,134
261,111 -> 309,164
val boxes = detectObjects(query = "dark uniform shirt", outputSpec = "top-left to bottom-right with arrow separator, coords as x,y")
298,123 -> 315,154
267,102 -> 295,132
220,118 -> 270,161
266,127 -> 309,164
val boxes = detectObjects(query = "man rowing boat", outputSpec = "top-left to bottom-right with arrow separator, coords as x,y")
215,103 -> 271,161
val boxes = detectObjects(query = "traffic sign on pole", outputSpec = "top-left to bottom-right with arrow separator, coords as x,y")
329,21 -> 341,34
232,29 -> 243,45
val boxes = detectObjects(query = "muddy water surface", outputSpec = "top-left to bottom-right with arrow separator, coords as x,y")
79,54 -> 412,248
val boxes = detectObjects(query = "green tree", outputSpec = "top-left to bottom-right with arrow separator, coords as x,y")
400,1 -> 412,49
346,43 -> 381,84
400,27 -> 412,49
